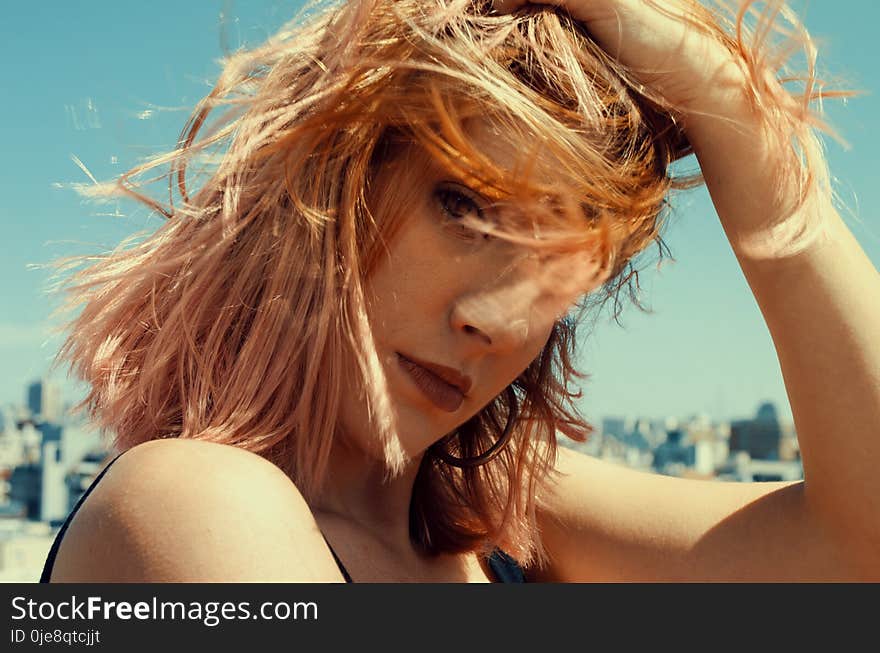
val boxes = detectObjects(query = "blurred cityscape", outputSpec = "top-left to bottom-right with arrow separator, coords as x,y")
0,378 -> 802,582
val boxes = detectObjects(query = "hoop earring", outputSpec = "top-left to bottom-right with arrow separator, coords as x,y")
434,388 -> 519,468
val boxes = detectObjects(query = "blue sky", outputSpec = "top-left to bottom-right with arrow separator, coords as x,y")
1,1 -> 877,425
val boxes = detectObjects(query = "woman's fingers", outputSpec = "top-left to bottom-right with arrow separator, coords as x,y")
490,0 -> 740,111
492,1 -> 586,20
492,0 -> 552,14
492,0 -> 531,14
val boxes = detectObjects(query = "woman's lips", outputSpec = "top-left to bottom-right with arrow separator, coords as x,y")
397,353 -> 465,413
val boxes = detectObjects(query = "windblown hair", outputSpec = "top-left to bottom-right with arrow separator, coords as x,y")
52,0 -> 839,565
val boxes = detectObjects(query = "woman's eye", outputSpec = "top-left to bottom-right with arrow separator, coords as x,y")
433,184 -> 492,240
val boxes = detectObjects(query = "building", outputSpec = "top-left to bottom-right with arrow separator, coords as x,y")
600,417 -> 631,441
652,429 -> 695,476
5,416 -> 105,525
0,520 -> 55,582
27,379 -> 61,424
7,465 -> 41,520
600,416 -> 657,452
729,402 -> 783,460
716,452 -> 803,482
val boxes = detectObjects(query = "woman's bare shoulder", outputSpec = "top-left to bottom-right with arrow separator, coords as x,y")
50,438 -> 346,582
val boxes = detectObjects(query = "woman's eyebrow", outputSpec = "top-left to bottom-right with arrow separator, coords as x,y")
439,176 -> 506,219
433,161 -> 510,204
470,182 -> 508,204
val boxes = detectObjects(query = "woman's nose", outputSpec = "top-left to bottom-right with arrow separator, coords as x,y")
449,261 -> 560,354
449,249 -> 605,354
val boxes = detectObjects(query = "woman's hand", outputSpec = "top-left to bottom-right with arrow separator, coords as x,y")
492,0 -> 746,113
495,0 -> 820,257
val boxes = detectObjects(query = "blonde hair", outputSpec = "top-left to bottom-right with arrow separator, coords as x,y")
52,0 -> 840,566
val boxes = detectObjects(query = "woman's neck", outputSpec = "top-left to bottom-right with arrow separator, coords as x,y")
309,437 -> 424,558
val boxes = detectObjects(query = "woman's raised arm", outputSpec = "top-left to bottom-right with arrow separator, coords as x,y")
497,0 -> 880,579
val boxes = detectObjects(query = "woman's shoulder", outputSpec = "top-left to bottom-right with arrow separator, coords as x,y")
49,438 -> 347,582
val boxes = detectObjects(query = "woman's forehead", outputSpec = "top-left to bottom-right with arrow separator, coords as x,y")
392,117 -> 573,214
462,118 -> 562,190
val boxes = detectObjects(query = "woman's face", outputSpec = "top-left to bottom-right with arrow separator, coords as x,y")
338,121 -> 608,460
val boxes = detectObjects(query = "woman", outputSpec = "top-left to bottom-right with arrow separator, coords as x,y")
41,0 -> 879,582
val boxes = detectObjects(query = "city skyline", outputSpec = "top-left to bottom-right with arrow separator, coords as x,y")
0,374 -> 795,433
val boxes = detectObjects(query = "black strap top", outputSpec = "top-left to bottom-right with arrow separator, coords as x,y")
39,450 -> 124,583
40,449 -> 527,583
319,533 -> 525,583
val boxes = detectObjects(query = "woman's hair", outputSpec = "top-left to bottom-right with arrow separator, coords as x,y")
52,0 -> 840,565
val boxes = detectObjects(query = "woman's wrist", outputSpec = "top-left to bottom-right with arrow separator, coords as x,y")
677,58 -> 838,261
